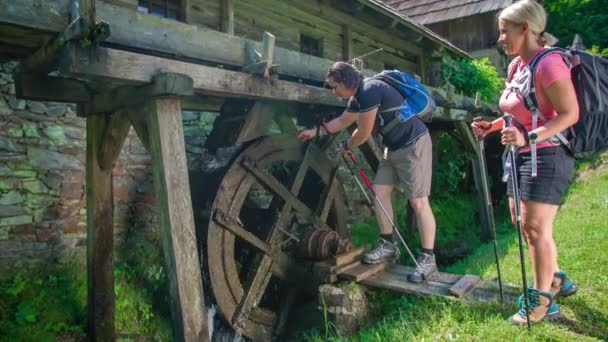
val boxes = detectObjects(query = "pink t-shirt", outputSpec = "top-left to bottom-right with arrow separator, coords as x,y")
499,48 -> 572,152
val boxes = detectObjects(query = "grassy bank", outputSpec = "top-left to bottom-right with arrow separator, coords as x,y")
312,153 -> 608,341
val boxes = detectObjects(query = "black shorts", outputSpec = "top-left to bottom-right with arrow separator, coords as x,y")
506,146 -> 574,205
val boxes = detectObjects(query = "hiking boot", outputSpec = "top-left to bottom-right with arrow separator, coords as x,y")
551,270 -> 578,299
362,238 -> 400,264
508,287 -> 559,325
406,253 -> 437,283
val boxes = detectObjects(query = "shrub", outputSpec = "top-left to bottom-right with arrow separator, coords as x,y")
441,56 -> 504,103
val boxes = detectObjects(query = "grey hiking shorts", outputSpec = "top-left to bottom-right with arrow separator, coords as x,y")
374,132 -> 432,199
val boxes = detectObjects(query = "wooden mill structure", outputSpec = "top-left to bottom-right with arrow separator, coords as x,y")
0,0 -> 500,340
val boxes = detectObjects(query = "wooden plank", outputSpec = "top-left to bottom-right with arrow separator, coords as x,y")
351,264 -> 520,303
331,245 -> 369,267
220,0 -> 235,35
448,274 -> 481,298
145,97 -> 208,342
60,44 -> 342,106
85,114 -> 122,342
338,262 -> 389,282
383,264 -> 462,285
363,267 -> 453,297
15,73 -> 91,103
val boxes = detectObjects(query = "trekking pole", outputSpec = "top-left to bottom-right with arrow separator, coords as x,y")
340,154 -> 373,206
504,114 -> 531,330
473,117 -> 504,303
342,151 -> 422,271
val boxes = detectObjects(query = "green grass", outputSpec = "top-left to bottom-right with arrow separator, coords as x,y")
313,153 -> 608,341
0,236 -> 173,341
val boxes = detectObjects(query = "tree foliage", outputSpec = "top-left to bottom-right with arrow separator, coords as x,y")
545,0 -> 608,49
440,56 -> 504,103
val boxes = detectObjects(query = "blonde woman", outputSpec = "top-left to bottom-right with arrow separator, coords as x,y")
472,0 -> 578,325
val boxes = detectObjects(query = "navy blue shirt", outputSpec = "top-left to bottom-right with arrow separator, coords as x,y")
346,78 -> 428,150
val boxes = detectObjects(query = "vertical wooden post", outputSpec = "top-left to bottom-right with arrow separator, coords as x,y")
145,97 -> 208,342
417,53 -> 426,84
78,0 -> 96,27
342,25 -> 352,61
182,0 -> 192,23
454,121 -> 493,241
86,112 -> 131,342
220,0 -> 235,35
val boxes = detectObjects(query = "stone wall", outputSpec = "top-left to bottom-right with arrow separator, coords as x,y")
0,61 -> 88,276
0,60 -> 218,278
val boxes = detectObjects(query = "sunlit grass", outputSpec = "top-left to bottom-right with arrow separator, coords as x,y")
315,152 -> 608,341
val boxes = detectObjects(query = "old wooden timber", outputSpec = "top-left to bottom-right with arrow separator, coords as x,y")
318,247 -> 519,303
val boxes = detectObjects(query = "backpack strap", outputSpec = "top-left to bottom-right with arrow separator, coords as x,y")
523,47 -> 572,176
373,73 -> 433,136
507,56 -> 521,83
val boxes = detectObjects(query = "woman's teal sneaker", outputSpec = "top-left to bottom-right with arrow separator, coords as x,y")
551,270 -> 578,298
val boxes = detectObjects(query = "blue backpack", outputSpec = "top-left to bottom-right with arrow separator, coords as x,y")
373,70 -> 436,136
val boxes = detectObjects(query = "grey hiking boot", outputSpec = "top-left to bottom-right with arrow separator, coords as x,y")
362,238 -> 400,264
407,253 -> 437,283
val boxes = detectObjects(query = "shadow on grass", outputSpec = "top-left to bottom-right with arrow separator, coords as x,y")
556,297 -> 608,340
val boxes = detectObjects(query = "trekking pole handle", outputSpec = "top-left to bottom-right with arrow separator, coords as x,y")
473,116 -> 492,136
346,151 -> 374,191
503,114 -> 513,128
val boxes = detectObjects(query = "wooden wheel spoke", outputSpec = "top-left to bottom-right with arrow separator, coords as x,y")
241,157 -> 313,217
232,256 -> 274,327
317,167 -> 338,222
213,209 -> 271,255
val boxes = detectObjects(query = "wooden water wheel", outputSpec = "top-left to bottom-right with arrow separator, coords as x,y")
204,135 -> 349,340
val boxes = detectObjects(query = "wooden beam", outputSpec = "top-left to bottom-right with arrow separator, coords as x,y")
20,17 -> 87,72
15,73 -> 91,103
59,44 -> 342,106
235,101 -> 275,143
342,24 -> 352,61
220,0 -> 235,35
1,1 -> 498,115
84,72 -> 194,114
126,106 -> 151,153
0,0 -> 71,32
85,112 -> 128,342
97,112 -> 131,170
145,97 -> 209,342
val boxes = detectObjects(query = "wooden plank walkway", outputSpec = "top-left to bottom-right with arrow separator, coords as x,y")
328,248 -> 520,303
